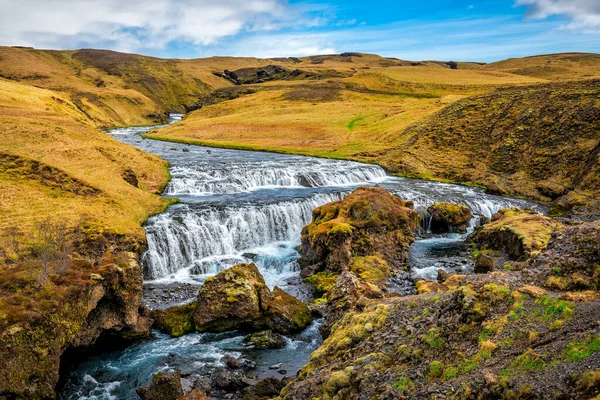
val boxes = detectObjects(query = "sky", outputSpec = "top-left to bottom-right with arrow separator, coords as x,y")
0,0 -> 598,62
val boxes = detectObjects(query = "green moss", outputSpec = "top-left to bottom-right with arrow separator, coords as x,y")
325,368 -> 352,396
423,328 -> 445,349
349,255 -> 390,284
535,295 -> 574,321
151,302 -> 196,337
562,334 -> 600,362
304,272 -> 339,297
429,361 -> 444,379
393,377 -> 413,393
500,349 -> 546,378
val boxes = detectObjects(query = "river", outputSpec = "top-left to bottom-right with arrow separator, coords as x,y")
58,115 -> 544,399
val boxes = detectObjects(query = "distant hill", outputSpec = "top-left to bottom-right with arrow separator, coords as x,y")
483,52 -> 600,81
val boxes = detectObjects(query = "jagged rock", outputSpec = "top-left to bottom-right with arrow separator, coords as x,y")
427,202 -> 472,233
136,371 -> 183,400
151,301 -> 196,337
246,330 -> 286,349
146,263 -> 314,335
0,251 -> 150,399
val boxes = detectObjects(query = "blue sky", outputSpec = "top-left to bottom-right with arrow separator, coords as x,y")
0,0 -> 598,61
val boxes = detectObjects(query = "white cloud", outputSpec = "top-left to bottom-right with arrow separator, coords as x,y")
516,0 -> 600,32
0,0 -> 325,52
217,33 -> 336,58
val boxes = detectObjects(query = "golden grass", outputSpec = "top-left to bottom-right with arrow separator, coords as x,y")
484,53 -> 600,81
0,78 -> 171,239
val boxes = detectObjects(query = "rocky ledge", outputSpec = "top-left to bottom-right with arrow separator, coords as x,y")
0,249 -> 150,399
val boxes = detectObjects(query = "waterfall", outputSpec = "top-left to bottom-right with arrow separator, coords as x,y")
164,161 -> 387,195
142,192 -> 345,280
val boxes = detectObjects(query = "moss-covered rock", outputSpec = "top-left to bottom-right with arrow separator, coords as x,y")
151,301 -> 196,337
472,208 -> 562,259
194,263 -> 270,332
136,371 -> 183,400
246,330 -> 286,349
0,251 -> 150,399
190,263 -> 311,334
299,186 -> 419,275
427,202 -> 473,233
263,287 -> 312,334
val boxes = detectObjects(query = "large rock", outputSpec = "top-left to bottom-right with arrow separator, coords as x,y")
472,208 -> 562,260
299,186 -> 419,274
194,263 -> 270,332
151,264 -> 312,335
136,371 -> 183,400
427,202 -> 472,233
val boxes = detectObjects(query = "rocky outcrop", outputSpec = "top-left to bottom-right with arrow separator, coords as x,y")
194,263 -> 270,332
427,202 -> 473,233
153,264 -> 312,336
0,252 -> 150,399
299,186 -> 419,274
281,270 -> 600,399
299,186 -> 419,336
472,208 -> 562,260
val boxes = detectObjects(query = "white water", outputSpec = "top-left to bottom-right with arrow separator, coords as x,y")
166,160 -> 387,195
143,192 -> 345,282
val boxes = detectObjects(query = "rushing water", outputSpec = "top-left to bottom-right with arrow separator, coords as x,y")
59,115 -> 544,399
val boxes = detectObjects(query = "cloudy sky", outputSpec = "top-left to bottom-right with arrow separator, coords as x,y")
0,0 -> 598,61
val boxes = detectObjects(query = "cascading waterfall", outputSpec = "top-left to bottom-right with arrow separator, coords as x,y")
143,192 -> 345,281
165,160 -> 387,195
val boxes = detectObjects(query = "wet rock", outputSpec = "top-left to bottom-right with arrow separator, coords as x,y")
242,377 -> 286,400
269,363 -> 283,370
246,330 -> 286,349
194,263 -> 270,332
263,287 -> 312,333
191,263 -> 311,334
221,355 -> 240,369
474,253 -> 495,273
151,301 -> 196,337
136,371 -> 183,400
427,202 -> 472,233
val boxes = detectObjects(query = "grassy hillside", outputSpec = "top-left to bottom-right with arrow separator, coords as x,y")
483,52 -> 600,81
375,80 -> 600,210
0,78 -> 172,238
144,54 -> 548,158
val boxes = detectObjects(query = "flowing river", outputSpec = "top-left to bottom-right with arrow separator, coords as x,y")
58,116 -> 545,399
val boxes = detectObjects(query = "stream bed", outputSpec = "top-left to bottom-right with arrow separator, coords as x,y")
58,116 -> 544,399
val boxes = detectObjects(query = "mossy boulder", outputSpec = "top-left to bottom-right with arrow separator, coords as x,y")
246,330 -> 286,349
136,371 -> 183,400
151,301 -> 196,337
427,202 -> 473,233
299,186 -> 419,275
186,263 -> 312,334
194,263 -> 270,332
472,208 -> 562,260
263,287 -> 312,334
